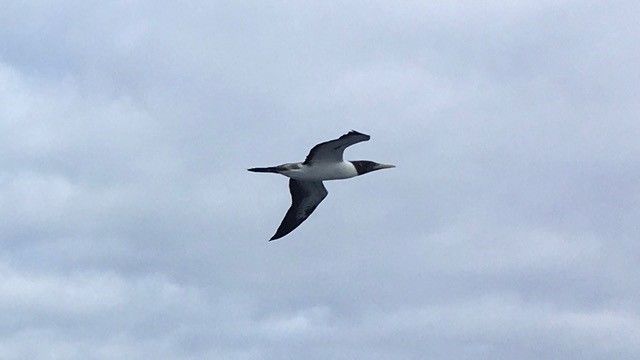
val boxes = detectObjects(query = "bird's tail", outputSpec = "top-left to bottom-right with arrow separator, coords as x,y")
247,166 -> 282,173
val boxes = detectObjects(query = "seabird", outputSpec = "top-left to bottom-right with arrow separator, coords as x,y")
248,130 -> 395,241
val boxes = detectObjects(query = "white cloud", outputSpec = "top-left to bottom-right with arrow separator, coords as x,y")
1,1 -> 639,359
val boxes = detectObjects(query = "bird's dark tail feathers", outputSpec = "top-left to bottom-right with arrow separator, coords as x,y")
248,166 -> 281,173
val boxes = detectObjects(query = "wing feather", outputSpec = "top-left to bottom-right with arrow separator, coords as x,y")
270,179 -> 328,241
303,130 -> 370,164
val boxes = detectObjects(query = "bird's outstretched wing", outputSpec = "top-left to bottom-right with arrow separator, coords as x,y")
303,130 -> 370,164
270,179 -> 328,241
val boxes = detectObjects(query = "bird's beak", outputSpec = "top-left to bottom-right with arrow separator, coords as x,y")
376,163 -> 396,170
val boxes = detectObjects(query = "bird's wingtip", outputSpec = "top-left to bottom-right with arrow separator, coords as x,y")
345,129 -> 370,140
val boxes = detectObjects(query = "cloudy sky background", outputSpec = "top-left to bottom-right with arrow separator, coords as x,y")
1,1 -> 639,358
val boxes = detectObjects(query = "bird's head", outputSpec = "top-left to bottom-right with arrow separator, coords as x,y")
351,160 -> 396,175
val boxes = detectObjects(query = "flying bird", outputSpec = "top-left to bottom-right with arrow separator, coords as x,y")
248,130 -> 395,241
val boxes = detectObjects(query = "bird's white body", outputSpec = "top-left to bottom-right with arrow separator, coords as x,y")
280,161 -> 358,181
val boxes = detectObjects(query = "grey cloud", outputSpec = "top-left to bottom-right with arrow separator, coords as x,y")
1,1 -> 640,359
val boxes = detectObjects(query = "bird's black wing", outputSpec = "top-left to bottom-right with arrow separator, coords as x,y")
270,179 -> 328,241
303,130 -> 370,164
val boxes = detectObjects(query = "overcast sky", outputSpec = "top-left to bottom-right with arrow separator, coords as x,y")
1,1 -> 640,359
